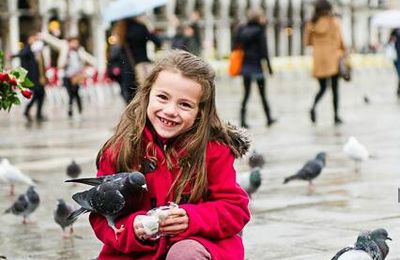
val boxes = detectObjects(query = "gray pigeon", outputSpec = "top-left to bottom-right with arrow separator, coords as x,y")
54,199 -> 77,238
237,167 -> 262,198
66,172 -> 147,240
331,229 -> 391,260
66,160 -> 82,179
4,186 -> 40,224
283,152 -> 326,194
248,150 -> 265,169
370,228 -> 391,259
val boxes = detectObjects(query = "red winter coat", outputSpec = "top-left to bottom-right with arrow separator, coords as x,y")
89,127 -> 251,259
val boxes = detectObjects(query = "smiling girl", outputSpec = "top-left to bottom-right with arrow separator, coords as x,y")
90,50 -> 251,260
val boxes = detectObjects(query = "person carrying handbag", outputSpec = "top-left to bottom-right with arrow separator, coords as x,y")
304,0 -> 346,125
234,9 -> 276,129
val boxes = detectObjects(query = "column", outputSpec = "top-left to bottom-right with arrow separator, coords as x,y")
203,0 -> 214,59
8,0 -> 20,67
216,0 -> 231,58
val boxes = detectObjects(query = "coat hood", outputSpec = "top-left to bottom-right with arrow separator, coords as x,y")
311,16 -> 334,35
211,123 -> 251,159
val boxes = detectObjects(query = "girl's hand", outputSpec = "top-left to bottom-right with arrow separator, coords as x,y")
159,208 -> 188,236
133,215 -> 146,241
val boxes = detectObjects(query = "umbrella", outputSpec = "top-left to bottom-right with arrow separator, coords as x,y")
103,0 -> 168,23
371,9 -> 400,28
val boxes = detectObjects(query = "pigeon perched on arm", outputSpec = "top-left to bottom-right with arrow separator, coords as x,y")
248,150 -> 265,169
4,186 -> 40,224
0,158 -> 34,196
283,152 -> 326,194
66,160 -> 82,179
343,136 -> 369,172
331,228 -> 391,260
66,172 -> 147,240
54,199 -> 78,238
237,167 -> 262,198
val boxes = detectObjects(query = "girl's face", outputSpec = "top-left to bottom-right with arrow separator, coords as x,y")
147,70 -> 202,139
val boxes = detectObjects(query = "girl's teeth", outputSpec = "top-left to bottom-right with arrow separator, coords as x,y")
161,118 -> 175,126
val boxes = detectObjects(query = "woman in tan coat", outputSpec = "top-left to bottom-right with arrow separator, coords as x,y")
304,0 -> 346,125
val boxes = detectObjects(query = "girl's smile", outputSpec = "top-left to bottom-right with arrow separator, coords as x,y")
147,70 -> 202,139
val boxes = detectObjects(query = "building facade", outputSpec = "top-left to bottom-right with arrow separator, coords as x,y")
0,0 -> 396,70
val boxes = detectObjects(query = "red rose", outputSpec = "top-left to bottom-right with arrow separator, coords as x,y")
0,72 -> 9,82
21,89 -> 33,99
9,77 -> 17,86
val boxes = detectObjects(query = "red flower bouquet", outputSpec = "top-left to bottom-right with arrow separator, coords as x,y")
0,52 -> 34,111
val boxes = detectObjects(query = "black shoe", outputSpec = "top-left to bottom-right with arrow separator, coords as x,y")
241,122 -> 249,129
267,118 -> 277,127
334,117 -> 343,125
36,115 -> 48,122
24,112 -> 33,122
310,109 -> 316,123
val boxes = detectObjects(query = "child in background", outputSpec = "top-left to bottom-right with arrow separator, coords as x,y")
90,50 -> 251,259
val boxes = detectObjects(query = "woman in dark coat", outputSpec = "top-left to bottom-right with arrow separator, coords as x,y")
234,9 -> 276,128
115,17 -> 162,103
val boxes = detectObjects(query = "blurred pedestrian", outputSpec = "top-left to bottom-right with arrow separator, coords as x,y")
388,28 -> 400,98
19,31 -> 48,122
59,37 -> 94,119
234,9 -> 276,128
171,23 -> 199,55
304,0 -> 346,125
115,16 -> 162,102
189,10 -> 202,56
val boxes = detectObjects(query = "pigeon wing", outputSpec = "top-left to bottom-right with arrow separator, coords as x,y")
91,189 -> 125,216
298,159 -> 323,180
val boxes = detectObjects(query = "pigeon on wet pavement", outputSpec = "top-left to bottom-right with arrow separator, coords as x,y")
237,167 -> 262,198
343,136 -> 369,172
248,150 -> 265,169
332,228 -> 391,260
0,158 -> 34,196
283,152 -> 326,194
66,160 -> 82,179
66,172 -> 147,240
54,199 -> 78,238
4,186 -> 40,224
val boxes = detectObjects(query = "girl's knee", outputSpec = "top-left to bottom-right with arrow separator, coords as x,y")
166,239 -> 211,260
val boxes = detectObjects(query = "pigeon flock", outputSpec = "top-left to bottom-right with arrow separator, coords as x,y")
0,134 -> 392,258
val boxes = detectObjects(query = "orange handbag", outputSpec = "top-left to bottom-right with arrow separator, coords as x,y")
228,48 -> 244,77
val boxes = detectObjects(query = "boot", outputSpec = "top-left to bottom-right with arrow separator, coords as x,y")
397,81 -> 400,98
334,115 -> 343,125
240,108 -> 249,128
310,108 -> 316,123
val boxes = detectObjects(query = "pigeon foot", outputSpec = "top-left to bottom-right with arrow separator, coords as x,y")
112,224 -> 125,240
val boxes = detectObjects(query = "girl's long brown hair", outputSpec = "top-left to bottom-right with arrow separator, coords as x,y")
97,50 -> 236,203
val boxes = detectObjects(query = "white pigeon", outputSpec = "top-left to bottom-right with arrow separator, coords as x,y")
0,158 -> 34,195
343,136 -> 369,172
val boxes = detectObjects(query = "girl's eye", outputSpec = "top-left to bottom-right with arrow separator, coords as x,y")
180,102 -> 193,109
157,94 -> 168,100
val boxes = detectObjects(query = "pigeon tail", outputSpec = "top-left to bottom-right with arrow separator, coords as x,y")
283,175 -> 298,184
67,207 -> 89,222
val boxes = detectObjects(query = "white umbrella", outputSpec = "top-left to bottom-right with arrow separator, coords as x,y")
103,0 -> 168,23
371,9 -> 400,28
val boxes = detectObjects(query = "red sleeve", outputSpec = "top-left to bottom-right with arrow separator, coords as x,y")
89,148 -> 157,253
178,143 -> 251,239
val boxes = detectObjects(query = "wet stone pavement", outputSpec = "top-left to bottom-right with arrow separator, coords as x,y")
1,67 -> 400,259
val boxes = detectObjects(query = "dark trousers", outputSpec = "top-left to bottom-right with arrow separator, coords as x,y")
311,75 -> 339,117
64,77 -> 82,116
241,75 -> 272,124
24,84 -> 45,118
